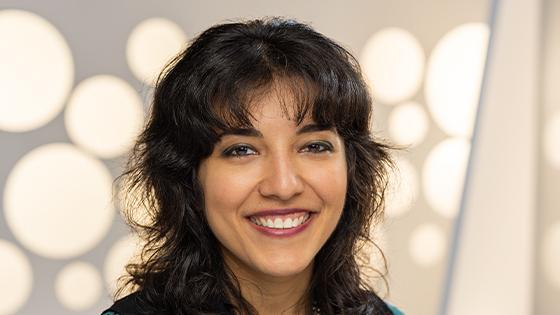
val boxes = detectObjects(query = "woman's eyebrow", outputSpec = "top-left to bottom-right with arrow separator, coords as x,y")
217,123 -> 335,139
218,127 -> 262,138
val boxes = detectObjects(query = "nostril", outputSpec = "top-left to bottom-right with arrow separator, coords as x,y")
257,174 -> 305,200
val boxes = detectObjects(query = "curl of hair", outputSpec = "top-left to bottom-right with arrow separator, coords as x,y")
116,17 -> 395,315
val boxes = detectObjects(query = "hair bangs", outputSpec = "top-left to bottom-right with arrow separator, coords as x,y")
208,73 -> 317,130
207,69 -> 364,139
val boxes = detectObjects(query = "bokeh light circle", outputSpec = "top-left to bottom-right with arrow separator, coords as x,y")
127,18 -> 187,85
542,221 -> 560,288
361,27 -> 425,105
385,156 -> 419,218
104,234 -> 142,296
543,111 -> 560,169
422,138 -> 470,218
0,240 -> 33,315
55,261 -> 102,311
409,223 -> 446,266
0,9 -> 74,132
4,143 -> 114,259
425,23 -> 489,137
65,75 -> 144,159
388,101 -> 429,147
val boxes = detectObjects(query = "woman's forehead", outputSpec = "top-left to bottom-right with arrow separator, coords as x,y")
248,100 -> 314,124
247,80 -> 316,119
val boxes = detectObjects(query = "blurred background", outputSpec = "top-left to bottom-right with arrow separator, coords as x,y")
0,0 -> 557,314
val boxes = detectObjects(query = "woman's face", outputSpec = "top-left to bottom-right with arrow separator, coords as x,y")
197,87 -> 347,279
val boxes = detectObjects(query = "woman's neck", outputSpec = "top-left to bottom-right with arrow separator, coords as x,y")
224,254 -> 313,315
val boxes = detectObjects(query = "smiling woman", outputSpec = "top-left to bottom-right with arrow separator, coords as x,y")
101,17 -> 403,315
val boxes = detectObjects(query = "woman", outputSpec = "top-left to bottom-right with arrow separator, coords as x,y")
102,17 -> 403,315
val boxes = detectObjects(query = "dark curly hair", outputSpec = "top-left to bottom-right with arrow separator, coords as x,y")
117,17 -> 394,314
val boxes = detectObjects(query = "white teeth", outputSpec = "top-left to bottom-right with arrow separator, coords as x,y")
273,218 -> 283,228
291,218 -> 299,228
251,214 -> 310,229
283,218 -> 293,228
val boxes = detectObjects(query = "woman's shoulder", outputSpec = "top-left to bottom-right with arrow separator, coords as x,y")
361,290 -> 405,314
101,292 -> 143,315
102,291 -> 405,315
386,302 -> 405,315
100,291 -> 229,315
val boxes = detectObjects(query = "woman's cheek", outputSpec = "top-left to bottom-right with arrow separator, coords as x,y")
304,159 -> 347,192
206,162 -> 259,204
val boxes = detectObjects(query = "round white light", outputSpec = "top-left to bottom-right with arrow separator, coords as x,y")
104,234 -> 142,296
65,75 -> 144,159
542,221 -> 560,288
425,23 -> 489,137
4,143 -> 115,259
409,223 -> 446,266
361,27 -> 425,105
388,101 -> 429,147
0,240 -> 33,315
543,111 -> 560,169
55,261 -> 102,311
127,18 -> 187,85
422,138 -> 470,218
385,156 -> 419,218
0,9 -> 74,132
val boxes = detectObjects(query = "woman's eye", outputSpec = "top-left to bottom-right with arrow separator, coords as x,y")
302,142 -> 333,153
222,145 -> 257,157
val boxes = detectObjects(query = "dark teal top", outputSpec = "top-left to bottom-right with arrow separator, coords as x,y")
101,297 -> 405,315
103,306 -> 405,314
388,304 -> 405,315
101,292 -> 404,315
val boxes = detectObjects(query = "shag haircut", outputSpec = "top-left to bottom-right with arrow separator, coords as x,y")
118,17 -> 394,315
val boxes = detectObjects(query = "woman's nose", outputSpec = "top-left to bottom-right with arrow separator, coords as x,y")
257,153 -> 304,201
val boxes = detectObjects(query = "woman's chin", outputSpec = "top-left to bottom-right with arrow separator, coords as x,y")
259,267 -> 308,278
256,257 -> 313,278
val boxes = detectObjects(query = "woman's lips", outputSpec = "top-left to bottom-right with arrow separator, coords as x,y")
248,210 -> 315,237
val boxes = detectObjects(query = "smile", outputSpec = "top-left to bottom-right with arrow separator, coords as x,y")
250,212 -> 310,229
246,211 -> 315,237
